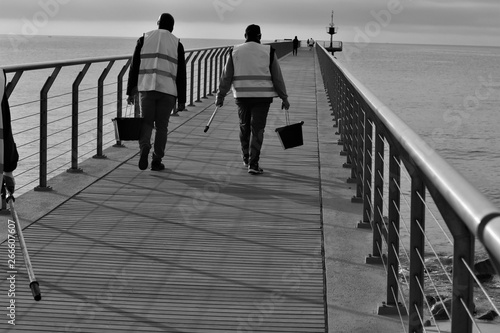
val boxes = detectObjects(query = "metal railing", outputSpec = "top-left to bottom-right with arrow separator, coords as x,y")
1,41 -> 291,197
316,43 -> 500,332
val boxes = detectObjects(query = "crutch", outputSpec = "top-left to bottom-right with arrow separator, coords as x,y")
7,193 -> 42,301
203,106 -> 219,133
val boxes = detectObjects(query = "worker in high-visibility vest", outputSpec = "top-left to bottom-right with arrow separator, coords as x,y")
216,24 -> 290,174
127,13 -> 187,171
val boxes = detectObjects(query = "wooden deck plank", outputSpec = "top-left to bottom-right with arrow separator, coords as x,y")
1,49 -> 326,332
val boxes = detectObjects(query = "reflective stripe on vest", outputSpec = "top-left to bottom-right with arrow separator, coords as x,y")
231,43 -> 278,98
138,29 -> 179,96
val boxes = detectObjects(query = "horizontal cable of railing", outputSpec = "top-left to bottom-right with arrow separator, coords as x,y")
316,43 -> 500,333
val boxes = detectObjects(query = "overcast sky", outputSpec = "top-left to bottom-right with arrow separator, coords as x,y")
1,0 -> 499,46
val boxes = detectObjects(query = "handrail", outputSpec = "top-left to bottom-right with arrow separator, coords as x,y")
316,43 -> 500,332
1,41 -> 292,196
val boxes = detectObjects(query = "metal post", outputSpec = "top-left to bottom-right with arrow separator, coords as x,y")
115,59 -> 131,147
427,187 -> 474,332
196,49 -> 208,102
189,50 -> 201,106
94,61 -> 114,159
386,147 -> 401,306
208,48 -> 219,95
202,49 -> 214,98
354,104 -> 364,202
408,175 -> 425,333
358,115 -> 372,223
35,67 -> 61,192
368,126 -> 384,262
5,71 -> 23,99
68,63 -> 91,173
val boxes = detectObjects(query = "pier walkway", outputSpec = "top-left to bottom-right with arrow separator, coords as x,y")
2,48 -> 402,332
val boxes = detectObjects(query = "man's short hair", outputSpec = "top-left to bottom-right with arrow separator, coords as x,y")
158,13 -> 175,32
245,24 -> 261,38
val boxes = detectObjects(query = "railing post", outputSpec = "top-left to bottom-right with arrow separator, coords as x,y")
354,104 -> 364,203
408,174 -> 425,333
196,49 -> 208,102
427,188 -> 475,332
188,50 -> 201,106
203,49 -> 215,98
5,71 -> 23,99
367,126 -> 385,262
380,147 -> 405,314
94,61 -> 114,159
35,67 -> 61,192
68,63 -> 91,173
343,89 -> 354,169
208,48 -> 219,95
115,59 -> 131,147
358,116 -> 373,225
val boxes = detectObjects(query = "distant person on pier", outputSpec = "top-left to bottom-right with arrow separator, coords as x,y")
292,36 -> 299,56
308,38 -> 315,50
215,24 -> 290,175
126,13 -> 187,171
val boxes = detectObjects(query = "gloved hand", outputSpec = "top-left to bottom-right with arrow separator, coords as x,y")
3,172 -> 15,195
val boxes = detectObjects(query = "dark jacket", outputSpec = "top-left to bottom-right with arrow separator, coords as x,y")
126,34 -> 187,105
1,74 -> 19,173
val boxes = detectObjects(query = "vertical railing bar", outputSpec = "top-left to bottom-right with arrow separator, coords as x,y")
67,62 -> 91,173
372,126 -> 385,258
408,174 -> 425,333
208,48 -> 219,95
359,114 -> 373,224
188,50 -> 201,106
35,66 -> 61,192
114,59 -> 131,147
93,60 -> 114,159
196,49 -> 208,102
203,49 -> 215,98
387,148 -> 401,306
5,71 -> 24,98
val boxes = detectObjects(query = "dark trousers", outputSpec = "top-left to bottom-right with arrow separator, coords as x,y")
139,91 -> 176,162
237,101 -> 271,167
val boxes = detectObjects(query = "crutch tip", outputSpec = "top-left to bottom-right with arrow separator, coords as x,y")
30,281 -> 42,301
203,126 -> 209,133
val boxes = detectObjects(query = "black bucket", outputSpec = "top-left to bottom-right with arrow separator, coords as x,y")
275,121 -> 304,149
112,117 -> 144,141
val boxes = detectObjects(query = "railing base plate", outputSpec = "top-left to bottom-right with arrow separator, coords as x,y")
377,302 -> 407,316
67,167 -> 83,174
339,150 -> 347,156
356,221 -> 371,229
366,254 -> 386,265
34,186 -> 53,192
93,154 -> 107,159
351,196 -> 363,204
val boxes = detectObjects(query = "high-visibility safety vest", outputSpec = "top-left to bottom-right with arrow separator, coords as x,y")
138,29 -> 179,96
231,42 -> 278,98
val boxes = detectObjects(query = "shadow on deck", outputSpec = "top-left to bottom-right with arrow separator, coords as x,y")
1,48 -> 402,332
